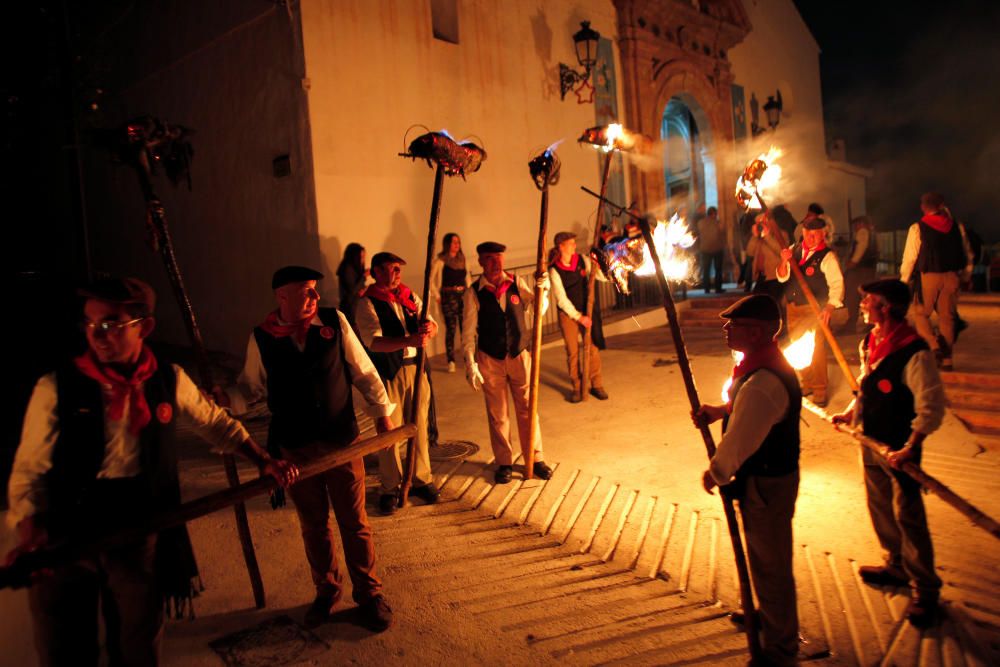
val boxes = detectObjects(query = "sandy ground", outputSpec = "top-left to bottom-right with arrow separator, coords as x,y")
1,290 -> 997,666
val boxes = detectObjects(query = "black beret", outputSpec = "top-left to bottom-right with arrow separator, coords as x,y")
370,252 -> 406,268
272,265 -> 324,289
861,279 -> 910,308
807,202 -> 824,215
476,241 -> 506,255
802,217 -> 826,231
719,294 -> 782,321
553,231 -> 576,247
78,277 -> 156,313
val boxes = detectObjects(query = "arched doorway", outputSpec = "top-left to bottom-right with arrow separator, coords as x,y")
660,94 -> 717,217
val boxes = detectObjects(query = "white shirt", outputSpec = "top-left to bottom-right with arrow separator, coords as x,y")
229,309 -> 395,418
462,273 -> 548,362
776,247 -> 845,308
355,291 -> 436,360
709,370 -> 791,485
898,220 -> 974,284
9,364 -> 251,527
548,255 -> 606,321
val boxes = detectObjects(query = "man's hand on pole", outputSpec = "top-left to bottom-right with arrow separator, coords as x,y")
578,315 -> 593,328
375,416 -> 394,434
691,404 -> 729,428
819,304 -> 834,326
702,470 -> 718,495
262,459 -> 299,488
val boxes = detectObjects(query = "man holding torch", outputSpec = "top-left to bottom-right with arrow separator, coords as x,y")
548,231 -> 609,403
692,294 -> 802,667
776,217 -> 844,406
7,277 -> 298,666
222,265 -> 395,631
355,253 -> 440,515
463,242 -> 553,484
831,279 -> 944,628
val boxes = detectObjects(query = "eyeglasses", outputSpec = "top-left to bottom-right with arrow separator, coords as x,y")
81,317 -> 146,333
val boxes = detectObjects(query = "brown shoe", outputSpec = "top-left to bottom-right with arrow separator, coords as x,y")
589,387 -> 609,400
858,564 -> 908,587
568,390 -> 583,403
905,593 -> 939,628
304,592 -> 340,628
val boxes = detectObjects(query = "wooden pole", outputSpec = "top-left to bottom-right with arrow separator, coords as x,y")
138,188 -> 266,608
802,400 -> 1000,541
581,187 -> 762,660
525,187 -> 551,480
581,152 -> 615,401
400,163 -> 446,507
0,426 -> 416,591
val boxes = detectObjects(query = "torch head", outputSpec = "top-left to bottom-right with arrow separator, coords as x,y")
528,148 -> 561,190
405,131 -> 486,177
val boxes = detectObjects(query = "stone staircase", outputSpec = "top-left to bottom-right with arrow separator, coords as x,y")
943,371 -> 1000,437
369,447 -> 1000,666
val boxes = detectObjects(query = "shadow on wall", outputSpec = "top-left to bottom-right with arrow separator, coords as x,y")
318,235 -> 344,305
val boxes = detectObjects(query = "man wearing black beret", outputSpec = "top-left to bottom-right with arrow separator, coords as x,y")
222,265 -> 396,631
832,279 -> 944,628
462,242 -> 553,484
776,216 -> 844,406
692,294 -> 801,666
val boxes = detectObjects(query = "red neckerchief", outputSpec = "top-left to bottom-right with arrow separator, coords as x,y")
732,342 -> 787,381
554,254 -> 579,272
920,212 -> 954,234
798,241 -> 827,266
364,283 -> 419,314
74,346 -> 158,435
259,309 -> 314,345
867,321 -> 921,367
481,273 -> 514,300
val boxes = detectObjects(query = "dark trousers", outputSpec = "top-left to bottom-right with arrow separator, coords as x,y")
701,251 -> 724,292
29,535 -> 162,667
440,291 -> 464,363
285,448 -> 382,603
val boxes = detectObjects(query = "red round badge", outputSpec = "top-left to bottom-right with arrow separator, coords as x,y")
320,326 -> 335,339
156,402 -> 173,424
580,269 -> 587,276
805,266 -> 815,276
509,295 -> 521,305
877,379 -> 892,394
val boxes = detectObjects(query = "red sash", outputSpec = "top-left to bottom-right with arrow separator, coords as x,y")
74,346 -> 158,435
259,309 -> 314,345
364,283 -> 419,314
867,322 -> 921,367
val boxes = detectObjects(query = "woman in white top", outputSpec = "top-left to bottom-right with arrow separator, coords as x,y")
429,233 -> 472,372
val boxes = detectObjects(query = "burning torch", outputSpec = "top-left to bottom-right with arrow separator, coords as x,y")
580,187 -> 764,661
577,124 -> 649,400
733,149 -> 859,393
523,144 -> 562,478
398,129 -> 486,505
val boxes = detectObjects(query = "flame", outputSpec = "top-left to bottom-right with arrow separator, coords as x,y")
735,146 -> 783,210
633,214 -> 697,281
782,330 -> 816,370
721,351 -> 745,403
579,123 -> 647,153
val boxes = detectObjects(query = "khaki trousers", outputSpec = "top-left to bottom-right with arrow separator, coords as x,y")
863,449 -> 941,597
786,302 -> 828,400
558,311 -> 603,391
740,472 -> 800,666
911,271 -> 959,351
285,446 -> 382,602
379,364 -> 433,493
477,349 -> 543,466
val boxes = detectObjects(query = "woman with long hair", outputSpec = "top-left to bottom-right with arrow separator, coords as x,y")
337,242 -> 367,328
429,233 -> 470,372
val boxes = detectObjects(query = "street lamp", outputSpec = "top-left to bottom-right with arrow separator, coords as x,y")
763,91 -> 783,130
559,21 -> 601,101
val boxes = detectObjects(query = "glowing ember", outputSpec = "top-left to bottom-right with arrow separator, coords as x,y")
735,146 -> 782,210
782,330 -> 815,370
578,123 -> 646,153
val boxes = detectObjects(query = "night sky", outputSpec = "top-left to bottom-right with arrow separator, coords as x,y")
793,0 -> 1000,241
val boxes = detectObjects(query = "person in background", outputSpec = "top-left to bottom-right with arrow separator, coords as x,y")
337,243 -> 368,331
429,233 -> 471,373
794,203 -> 835,245
745,210 -> 790,333
697,206 -> 726,294
842,216 -> 878,333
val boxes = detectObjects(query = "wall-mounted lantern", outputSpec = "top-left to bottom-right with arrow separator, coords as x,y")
559,21 -> 601,101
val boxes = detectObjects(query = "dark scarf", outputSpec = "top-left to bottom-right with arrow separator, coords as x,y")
73,346 -> 158,435
259,309 -> 314,345
439,250 -> 466,271
364,283 -> 419,314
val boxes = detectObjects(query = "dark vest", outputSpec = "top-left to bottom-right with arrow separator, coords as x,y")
860,336 -> 929,450
552,254 -> 605,348
254,308 -> 358,450
475,279 -> 530,360
365,296 -> 420,382
916,220 -> 965,274
442,264 -> 467,288
787,246 -> 832,306
723,361 -> 802,488
851,230 -> 878,268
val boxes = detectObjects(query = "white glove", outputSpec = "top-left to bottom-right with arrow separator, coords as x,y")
535,273 -> 550,291
466,362 -> 484,392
